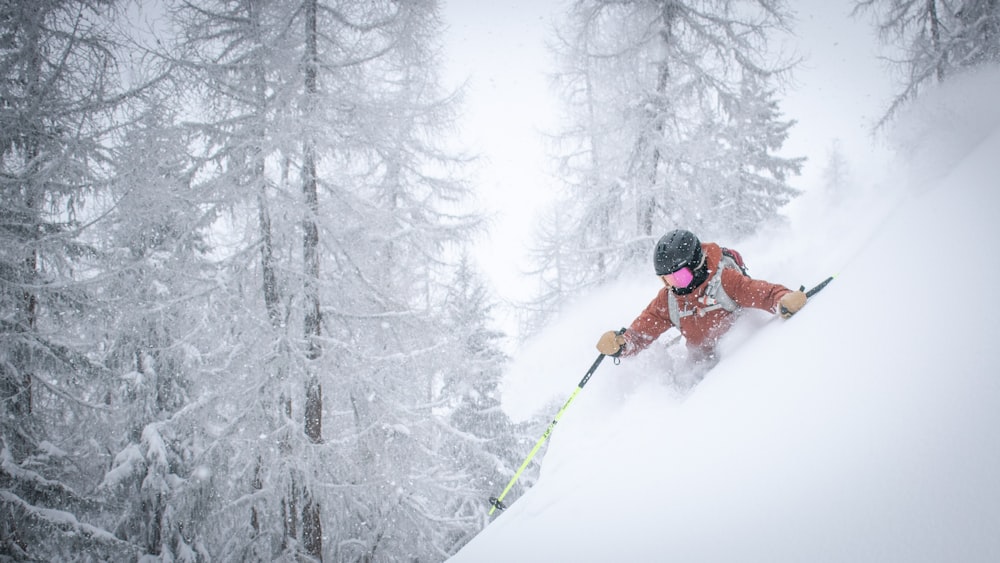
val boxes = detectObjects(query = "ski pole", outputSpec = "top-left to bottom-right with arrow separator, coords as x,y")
488,328 -> 626,516
781,275 -> 835,317
803,275 -> 834,298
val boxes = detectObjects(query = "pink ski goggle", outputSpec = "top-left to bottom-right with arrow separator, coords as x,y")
662,267 -> 694,288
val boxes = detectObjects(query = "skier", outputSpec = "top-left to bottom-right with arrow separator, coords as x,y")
596,229 -> 807,366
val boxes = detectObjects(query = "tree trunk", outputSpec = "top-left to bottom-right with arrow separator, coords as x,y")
927,0 -> 945,82
302,495 -> 323,561
642,0 -> 679,237
301,1 -> 324,560
4,15 -> 43,464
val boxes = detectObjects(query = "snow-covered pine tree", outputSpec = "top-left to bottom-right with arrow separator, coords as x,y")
531,0 -> 802,318
951,0 -> 1000,66
154,0 -> 307,556
155,0 -> 483,559
854,0 -> 1000,127
435,256 -> 530,548
821,139 -> 853,199
0,0 -> 154,559
522,205 -> 587,335
711,75 -> 803,237
95,95 -> 221,560
310,4 -> 487,556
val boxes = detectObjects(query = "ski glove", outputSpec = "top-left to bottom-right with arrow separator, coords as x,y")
597,330 -> 626,357
778,290 -> 807,318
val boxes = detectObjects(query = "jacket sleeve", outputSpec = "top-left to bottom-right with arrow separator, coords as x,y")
721,269 -> 791,314
621,289 -> 675,357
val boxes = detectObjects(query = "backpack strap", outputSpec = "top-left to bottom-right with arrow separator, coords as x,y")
666,252 -> 745,327
667,291 -> 682,327
707,254 -> 740,312
720,247 -> 748,276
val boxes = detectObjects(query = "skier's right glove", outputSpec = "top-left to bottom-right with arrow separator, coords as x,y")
778,290 -> 807,318
597,330 -> 625,357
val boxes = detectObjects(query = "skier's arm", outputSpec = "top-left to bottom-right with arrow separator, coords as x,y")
620,289 -> 675,357
721,269 -> 793,314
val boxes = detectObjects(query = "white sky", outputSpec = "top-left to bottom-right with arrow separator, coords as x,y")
439,0 -> 563,308
447,66 -> 1000,563
439,1 -> 898,329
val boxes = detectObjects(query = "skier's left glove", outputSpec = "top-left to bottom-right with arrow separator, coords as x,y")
778,290 -> 807,318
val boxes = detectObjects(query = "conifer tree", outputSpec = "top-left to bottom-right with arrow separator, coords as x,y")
532,0 -> 802,316
0,0 -> 505,559
439,257 -> 529,536
0,0 -> 154,558
154,0 -> 484,559
854,0 -> 1000,127
96,95 -> 220,560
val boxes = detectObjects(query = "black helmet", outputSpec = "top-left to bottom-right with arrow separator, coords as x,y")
653,229 -> 703,276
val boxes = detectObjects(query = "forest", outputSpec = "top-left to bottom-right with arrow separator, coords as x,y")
2,0 -> 996,561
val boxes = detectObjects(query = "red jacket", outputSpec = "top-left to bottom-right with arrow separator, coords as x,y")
622,243 -> 791,357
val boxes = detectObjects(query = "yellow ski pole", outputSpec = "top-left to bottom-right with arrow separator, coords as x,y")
489,328 -> 626,516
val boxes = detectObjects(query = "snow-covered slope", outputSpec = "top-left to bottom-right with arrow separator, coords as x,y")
450,71 -> 1000,563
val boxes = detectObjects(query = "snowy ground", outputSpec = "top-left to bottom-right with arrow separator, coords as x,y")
449,69 -> 1000,563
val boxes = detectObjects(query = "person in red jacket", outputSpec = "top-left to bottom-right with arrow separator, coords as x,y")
596,229 -> 807,364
